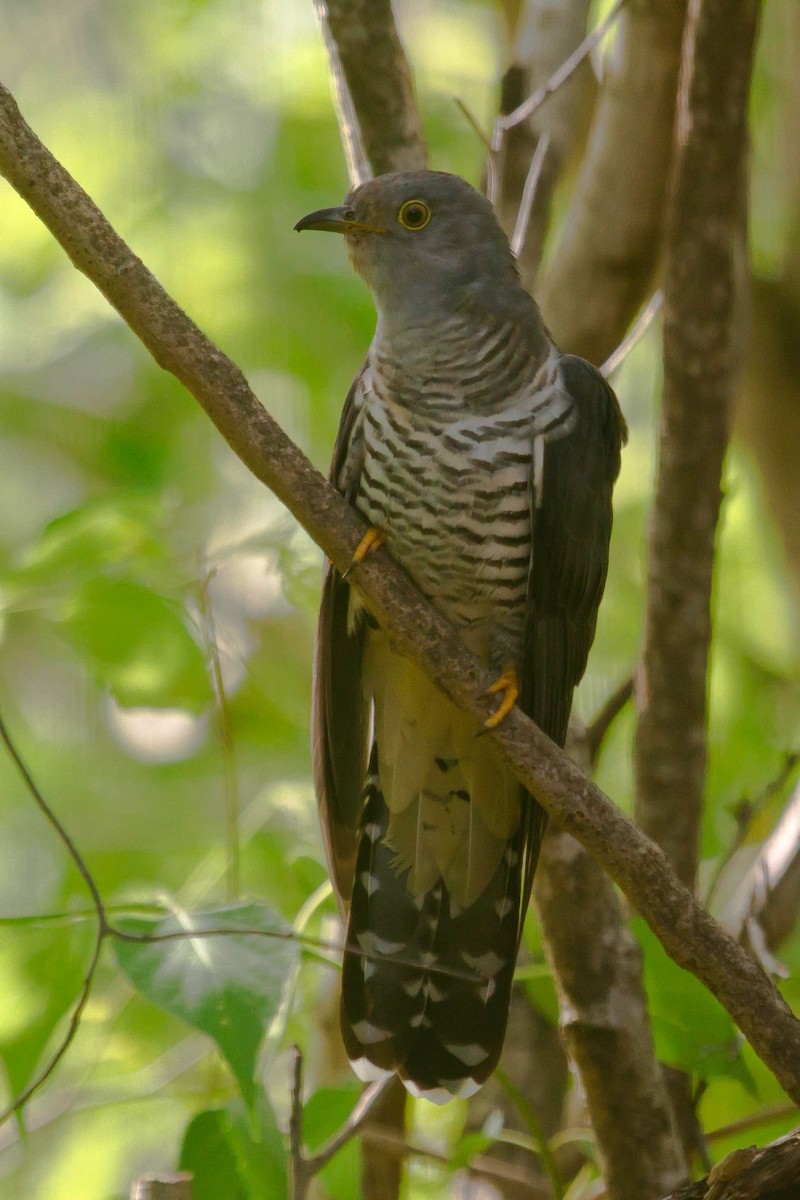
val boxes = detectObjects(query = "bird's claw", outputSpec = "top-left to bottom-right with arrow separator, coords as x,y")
342,527 -> 386,579
479,669 -> 519,734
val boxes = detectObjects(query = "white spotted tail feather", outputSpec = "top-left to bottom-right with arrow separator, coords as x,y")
339,750 -> 540,1103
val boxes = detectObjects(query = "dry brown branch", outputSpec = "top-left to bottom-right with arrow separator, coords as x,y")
2,84 -> 800,1110
634,0 -> 762,1161
360,1123 -> 552,1196
196,573 -> 241,902
582,675 -> 634,769
535,821 -> 688,1198
635,0 -> 761,889
290,1046 -> 392,1199
539,0 -> 688,364
314,0 -> 427,183
130,1176 -> 192,1200
600,292 -> 664,379
494,0 -> 624,136
660,1126 -> 800,1200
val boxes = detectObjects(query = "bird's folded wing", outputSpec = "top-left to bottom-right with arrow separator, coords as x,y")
312,367 -> 369,909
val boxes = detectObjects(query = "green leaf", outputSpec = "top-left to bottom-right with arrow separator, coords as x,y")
180,1098 -> 287,1200
4,495 -> 163,593
303,1082 -> 363,1200
0,920 -> 95,1102
114,902 -> 298,1108
633,919 -> 756,1090
449,1131 -> 494,1172
63,577 -> 211,710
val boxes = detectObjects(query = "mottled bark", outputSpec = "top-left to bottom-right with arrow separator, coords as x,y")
660,1127 -> 800,1200
536,825 -> 687,1200
2,77 -> 800,1107
634,0 -> 762,1163
539,0 -> 688,364
635,0 -> 761,889
314,0 -> 427,183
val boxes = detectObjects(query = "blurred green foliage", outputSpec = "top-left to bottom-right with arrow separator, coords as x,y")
0,2 -> 798,1198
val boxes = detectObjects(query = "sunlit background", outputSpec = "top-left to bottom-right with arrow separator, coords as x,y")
0,2 -> 799,1197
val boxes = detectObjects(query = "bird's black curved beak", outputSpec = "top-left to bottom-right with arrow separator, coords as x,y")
294,206 -> 386,235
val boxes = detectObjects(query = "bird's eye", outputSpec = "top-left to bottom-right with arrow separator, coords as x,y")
397,199 -> 431,231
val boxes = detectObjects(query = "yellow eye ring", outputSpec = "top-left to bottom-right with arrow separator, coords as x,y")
397,199 -> 431,231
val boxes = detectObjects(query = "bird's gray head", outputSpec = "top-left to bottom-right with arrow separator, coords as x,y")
295,171 -> 527,332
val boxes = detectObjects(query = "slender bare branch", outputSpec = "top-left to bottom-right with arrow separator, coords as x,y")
721,777 -> 800,952
130,1176 -> 193,1200
2,83 -> 800,1107
306,1077 -> 393,1174
360,1123 -> 551,1195
196,573 -> 241,901
289,1046 -> 308,1200
708,754 -> 800,913
539,0 -> 688,364
492,0 -> 595,283
600,292 -> 664,379
453,96 -> 491,152
583,675 -> 634,768
494,0 -> 625,136
510,132 -> 551,259
314,0 -> 427,184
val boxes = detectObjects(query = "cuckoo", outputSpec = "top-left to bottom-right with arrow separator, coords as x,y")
296,170 -> 626,1103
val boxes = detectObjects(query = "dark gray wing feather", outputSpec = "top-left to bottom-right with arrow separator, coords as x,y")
523,354 -> 625,743
312,366 -> 369,911
517,354 -> 626,916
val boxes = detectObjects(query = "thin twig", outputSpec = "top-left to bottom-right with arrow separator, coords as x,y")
510,132 -> 551,258
584,675 -> 634,768
0,925 -> 103,1126
600,291 -> 664,378
306,1077 -> 393,1173
493,0 -> 627,140
196,571 -> 241,901
0,708 -> 108,1126
706,1104 -> 798,1145
453,96 -> 491,151
289,1046 -> 307,1200
0,709 -> 107,927
706,752 -> 800,910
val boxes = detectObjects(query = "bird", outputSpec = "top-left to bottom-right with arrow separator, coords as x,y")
295,170 -> 626,1103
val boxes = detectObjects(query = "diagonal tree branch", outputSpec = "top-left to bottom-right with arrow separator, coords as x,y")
1,81 -> 800,1110
314,0 -> 427,183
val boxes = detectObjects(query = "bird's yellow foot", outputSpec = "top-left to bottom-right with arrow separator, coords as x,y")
342,527 -> 386,579
482,668 -> 519,730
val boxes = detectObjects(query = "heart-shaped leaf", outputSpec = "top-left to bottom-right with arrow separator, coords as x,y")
114,902 -> 298,1108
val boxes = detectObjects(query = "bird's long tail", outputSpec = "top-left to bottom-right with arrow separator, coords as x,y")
340,747 -> 532,1103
